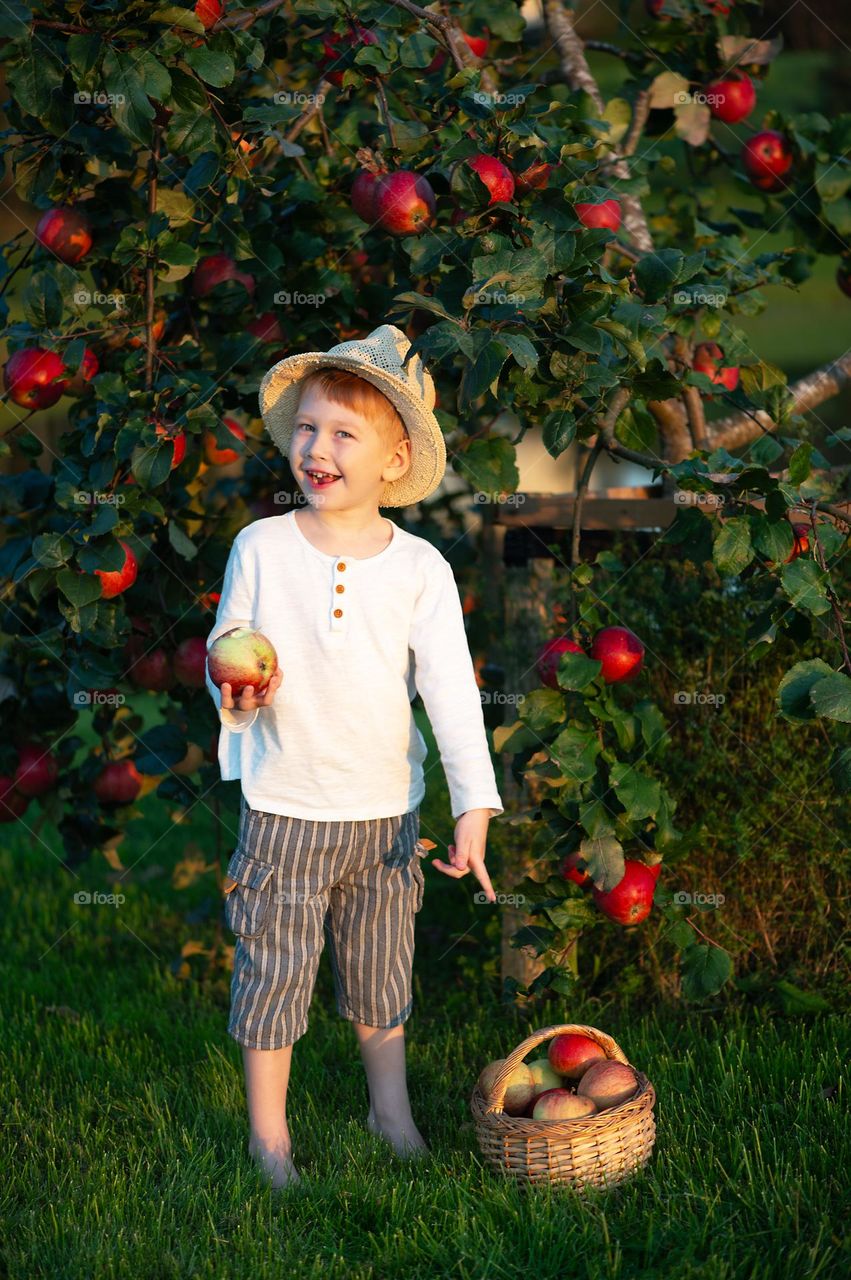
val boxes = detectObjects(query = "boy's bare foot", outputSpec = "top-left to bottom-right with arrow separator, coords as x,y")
248,1135 -> 302,1190
366,1107 -> 430,1160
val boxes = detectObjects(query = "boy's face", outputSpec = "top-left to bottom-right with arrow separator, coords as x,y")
289,384 -> 411,512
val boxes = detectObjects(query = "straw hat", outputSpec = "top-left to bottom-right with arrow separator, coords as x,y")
258,323 -> 446,507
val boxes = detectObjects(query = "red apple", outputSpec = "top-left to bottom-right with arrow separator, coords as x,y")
203,416 -> 246,465
577,1060 -> 638,1110
548,1033 -> 607,1080
589,626 -> 645,684
0,775 -> 30,821
532,1088 -> 597,1120
34,206 -> 93,264
477,1059 -> 535,1115
94,760 -> 143,806
559,851 -> 591,888
13,743 -> 59,797
95,540 -> 138,600
645,861 -> 662,883
693,341 -> 740,392
536,636 -> 585,689
318,23 -> 379,89
644,0 -> 672,17
706,72 -> 756,124
246,312 -> 286,344
575,198 -> 622,231
125,309 -> 168,350
372,171 -> 437,236
64,346 -> 99,396
785,523 -> 810,563
426,29 -> 489,73
207,627 -> 278,698
836,262 -> 851,298
741,130 -> 793,192
4,347 -> 68,410
514,161 -> 554,196
194,0 -> 223,29
351,170 -> 380,223
191,253 -> 255,299
197,590 -> 221,613
174,636 -> 209,688
152,422 -> 186,470
592,860 -> 657,925
124,637 -> 175,692
466,154 -> 515,205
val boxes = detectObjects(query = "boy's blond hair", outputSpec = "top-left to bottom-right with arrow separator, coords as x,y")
296,367 -> 409,456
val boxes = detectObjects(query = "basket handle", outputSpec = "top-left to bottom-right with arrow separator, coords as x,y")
482,1023 -> 630,1116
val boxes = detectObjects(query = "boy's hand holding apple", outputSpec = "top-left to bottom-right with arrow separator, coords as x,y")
220,666 -> 283,710
207,627 -> 281,710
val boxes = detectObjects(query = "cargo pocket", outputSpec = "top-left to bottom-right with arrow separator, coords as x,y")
222,851 -> 275,939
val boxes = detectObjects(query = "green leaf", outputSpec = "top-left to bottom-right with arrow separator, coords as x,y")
509,925 -> 557,957
134,724 -> 189,775
457,435 -> 518,495
809,672 -> 851,723
32,533 -> 73,569
458,339 -> 510,408
634,700 -> 669,752
541,409 -> 576,458
713,518 -> 754,576
564,322 -> 603,355
609,763 -> 662,821
580,834 -> 625,893
780,559 -> 831,616
668,919 -> 696,950
633,249 -> 683,303
551,725 -> 601,783
493,720 -> 539,755
168,520 -> 198,561
788,441 -> 813,485
183,45 -> 236,88
545,899 -> 598,930
753,518 -> 794,564
776,659 -> 834,721
22,271 -> 63,329
680,944 -> 733,999
131,442 -> 173,489
518,688 -> 566,735
57,567 -> 104,608
399,32 -> 439,67
150,6 -> 206,32
102,47 -> 156,145
555,650 -> 602,691
774,979 -> 831,1015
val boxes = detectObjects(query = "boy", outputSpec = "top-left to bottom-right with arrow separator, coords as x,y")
205,323 -> 503,1190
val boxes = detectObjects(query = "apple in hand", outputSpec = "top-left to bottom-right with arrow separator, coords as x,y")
706,72 -> 756,124
34,206 -> 93,264
590,626 -> 645,683
548,1033 -> 607,1080
532,1088 -> 597,1120
536,636 -> 585,689
693,341 -> 740,392
593,860 -> 657,925
575,199 -> 622,232
207,628 -> 278,699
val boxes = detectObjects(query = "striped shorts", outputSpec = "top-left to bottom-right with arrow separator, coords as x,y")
222,797 -> 425,1050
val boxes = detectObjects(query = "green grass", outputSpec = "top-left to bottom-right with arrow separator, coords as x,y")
2,707 -> 849,1280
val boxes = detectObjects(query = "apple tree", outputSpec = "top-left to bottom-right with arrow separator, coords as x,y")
0,0 -> 848,998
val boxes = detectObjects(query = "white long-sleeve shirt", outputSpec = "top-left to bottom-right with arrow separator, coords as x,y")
204,510 -> 504,822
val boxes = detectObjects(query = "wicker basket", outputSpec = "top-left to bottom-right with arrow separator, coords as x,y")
470,1023 -> 656,1189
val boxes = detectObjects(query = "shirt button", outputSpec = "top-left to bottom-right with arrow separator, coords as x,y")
337,562 -> 346,571
335,584 -> 344,594
333,608 -> 343,618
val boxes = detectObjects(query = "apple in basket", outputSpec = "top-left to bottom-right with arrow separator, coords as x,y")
548,1032 -> 607,1080
477,1059 -> 534,1116
577,1061 -> 639,1110
207,628 -> 278,698
526,1057 -> 561,1097
532,1088 -> 597,1121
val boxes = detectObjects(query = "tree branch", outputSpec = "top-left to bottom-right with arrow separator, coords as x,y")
542,0 -> 653,254
707,350 -> 851,452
